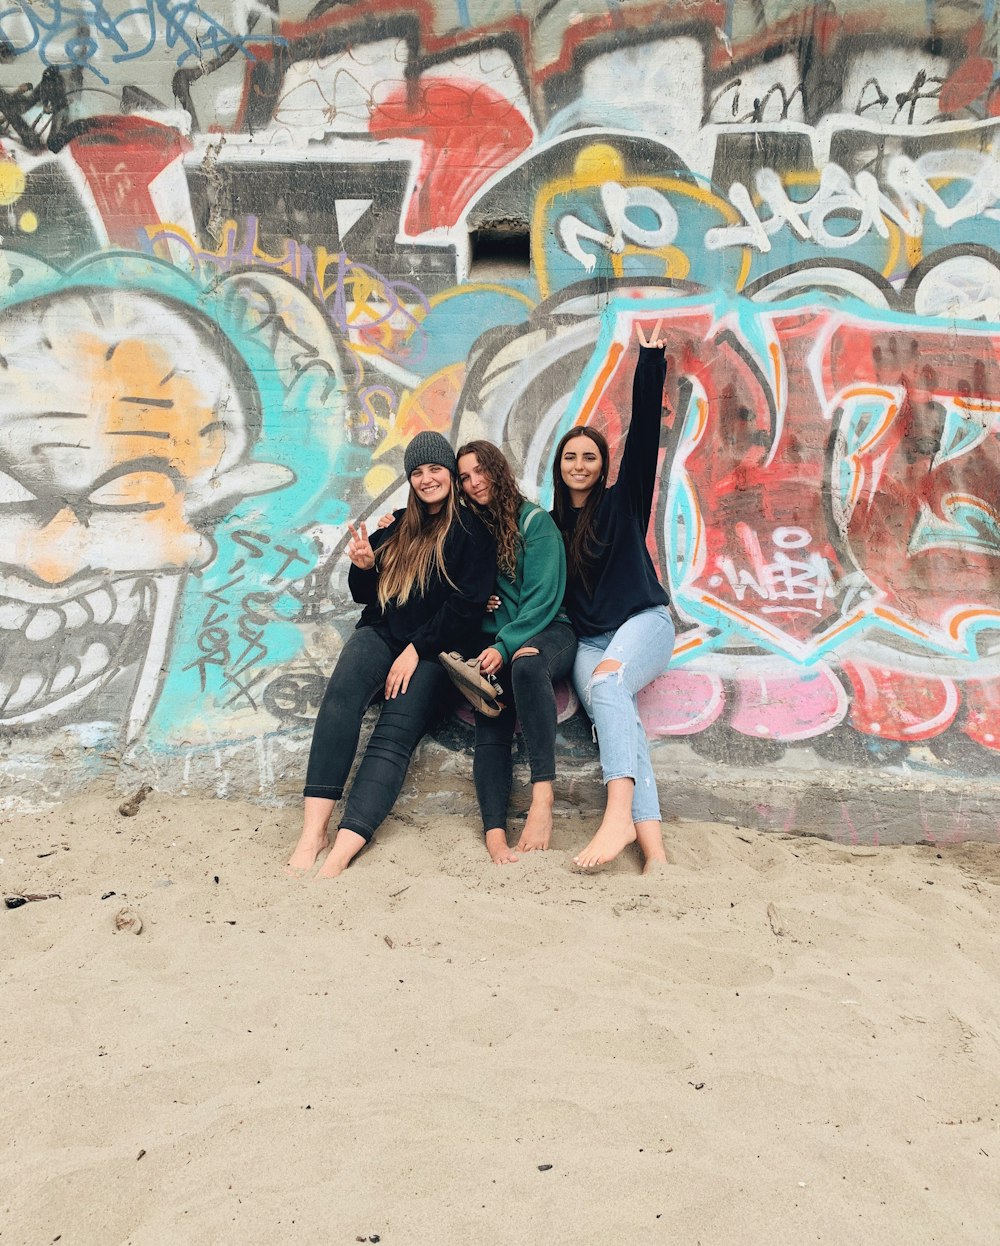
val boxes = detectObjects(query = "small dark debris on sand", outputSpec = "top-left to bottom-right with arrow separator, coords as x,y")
118,785 -> 153,818
6,893 -> 61,909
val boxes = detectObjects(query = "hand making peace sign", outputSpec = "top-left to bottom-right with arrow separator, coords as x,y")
635,318 -> 666,350
346,520 -> 375,570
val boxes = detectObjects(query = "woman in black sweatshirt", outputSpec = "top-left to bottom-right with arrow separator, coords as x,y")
551,321 -> 675,871
288,431 -> 496,878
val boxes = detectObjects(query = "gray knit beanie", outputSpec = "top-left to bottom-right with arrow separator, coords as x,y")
403,430 -> 457,478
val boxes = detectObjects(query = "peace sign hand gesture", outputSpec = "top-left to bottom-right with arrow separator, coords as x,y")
346,520 -> 375,570
636,318 -> 666,350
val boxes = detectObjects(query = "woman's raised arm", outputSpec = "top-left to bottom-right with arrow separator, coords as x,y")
616,322 -> 668,524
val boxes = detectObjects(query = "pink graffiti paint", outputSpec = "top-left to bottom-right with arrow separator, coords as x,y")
726,661 -> 848,741
637,668 -> 724,737
962,678 -> 1000,751
839,802 -> 860,846
842,662 -> 959,741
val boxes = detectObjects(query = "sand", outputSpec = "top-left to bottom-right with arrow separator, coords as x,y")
2,783 -> 999,1245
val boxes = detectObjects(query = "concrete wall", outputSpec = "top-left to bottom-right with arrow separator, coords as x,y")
3,1 -> 1000,838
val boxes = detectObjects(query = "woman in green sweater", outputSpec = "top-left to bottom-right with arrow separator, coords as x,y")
457,441 -> 577,864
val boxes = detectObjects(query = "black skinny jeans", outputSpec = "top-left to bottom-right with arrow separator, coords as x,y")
473,619 -> 577,833
303,627 -> 448,842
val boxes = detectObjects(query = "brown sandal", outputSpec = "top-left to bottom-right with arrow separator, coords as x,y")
438,651 -> 505,717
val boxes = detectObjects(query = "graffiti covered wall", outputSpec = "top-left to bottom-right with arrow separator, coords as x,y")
3,0 -> 1000,825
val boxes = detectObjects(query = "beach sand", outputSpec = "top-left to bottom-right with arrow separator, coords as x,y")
2,783 -> 999,1245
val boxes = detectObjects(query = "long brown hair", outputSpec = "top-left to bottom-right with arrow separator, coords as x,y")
377,475 -> 460,607
551,425 -> 609,591
456,440 -> 524,580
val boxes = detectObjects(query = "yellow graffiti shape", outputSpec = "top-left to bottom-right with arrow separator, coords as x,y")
0,160 -> 26,206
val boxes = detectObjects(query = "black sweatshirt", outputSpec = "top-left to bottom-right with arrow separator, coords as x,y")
348,507 -> 497,658
557,345 -> 670,636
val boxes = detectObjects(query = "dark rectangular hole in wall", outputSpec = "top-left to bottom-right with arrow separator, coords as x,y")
469,223 -> 531,279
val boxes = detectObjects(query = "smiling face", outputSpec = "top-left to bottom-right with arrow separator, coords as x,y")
457,452 -> 492,508
0,286 -> 289,733
560,433 -> 604,505
409,462 -> 452,512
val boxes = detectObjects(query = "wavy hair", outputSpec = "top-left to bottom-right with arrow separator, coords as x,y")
550,425 -> 609,592
377,475 -> 460,607
456,440 -> 524,580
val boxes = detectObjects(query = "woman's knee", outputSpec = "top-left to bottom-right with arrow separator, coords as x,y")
510,646 -> 546,695
589,656 -> 655,699
587,658 -> 623,696
592,658 -> 621,679
369,697 -> 432,752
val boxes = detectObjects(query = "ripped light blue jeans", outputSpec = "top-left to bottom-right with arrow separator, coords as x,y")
573,605 -> 675,824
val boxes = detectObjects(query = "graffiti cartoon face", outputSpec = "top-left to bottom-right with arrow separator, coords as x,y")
0,286 -> 290,736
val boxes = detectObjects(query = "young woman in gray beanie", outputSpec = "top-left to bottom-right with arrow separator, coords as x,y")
288,431 -> 496,878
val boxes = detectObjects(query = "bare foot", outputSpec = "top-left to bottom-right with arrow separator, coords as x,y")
289,796 -> 337,875
573,815 -> 637,869
286,832 -> 330,875
517,789 -> 554,852
635,819 -> 668,874
485,827 -> 519,865
316,828 -> 368,879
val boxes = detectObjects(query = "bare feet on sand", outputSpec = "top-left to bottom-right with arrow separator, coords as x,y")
286,831 -> 330,874
315,828 -> 367,878
516,785 -> 554,852
573,777 -> 637,869
485,827 -> 519,865
288,796 -> 336,875
573,813 -> 637,869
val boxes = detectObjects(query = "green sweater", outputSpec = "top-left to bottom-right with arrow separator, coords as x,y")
483,500 -> 568,663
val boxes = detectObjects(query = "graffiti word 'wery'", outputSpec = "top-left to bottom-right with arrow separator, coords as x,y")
0,1 -> 286,84
706,153 -> 1000,253
710,528 -> 838,617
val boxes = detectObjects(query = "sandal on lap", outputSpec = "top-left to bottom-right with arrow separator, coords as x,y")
438,651 -> 505,717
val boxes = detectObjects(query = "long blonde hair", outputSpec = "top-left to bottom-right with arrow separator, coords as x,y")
377,478 -> 460,607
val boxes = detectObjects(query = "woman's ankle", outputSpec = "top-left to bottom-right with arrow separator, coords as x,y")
528,781 -> 554,808
634,819 -> 666,862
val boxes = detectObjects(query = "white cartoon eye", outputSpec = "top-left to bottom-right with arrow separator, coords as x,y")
0,471 -> 36,504
88,472 -> 169,513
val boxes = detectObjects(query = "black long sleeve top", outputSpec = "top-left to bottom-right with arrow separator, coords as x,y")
348,507 -> 497,659
557,345 -> 670,636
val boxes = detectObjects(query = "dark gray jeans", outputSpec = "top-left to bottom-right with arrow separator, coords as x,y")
303,626 -> 448,842
473,619 -> 577,833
